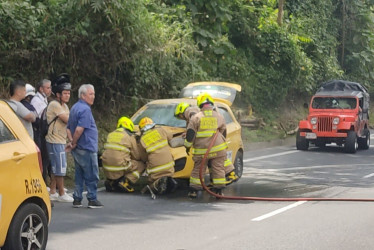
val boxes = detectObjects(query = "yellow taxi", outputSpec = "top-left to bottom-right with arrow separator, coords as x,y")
131,82 -> 244,180
0,100 -> 51,250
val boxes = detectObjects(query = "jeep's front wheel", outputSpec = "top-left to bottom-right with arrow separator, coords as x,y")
345,131 -> 358,153
358,129 -> 370,150
296,130 -> 309,150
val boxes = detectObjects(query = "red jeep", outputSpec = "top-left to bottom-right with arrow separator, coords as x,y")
297,80 -> 370,153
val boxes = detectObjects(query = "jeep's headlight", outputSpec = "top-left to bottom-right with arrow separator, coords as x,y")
310,117 -> 317,124
333,117 -> 340,125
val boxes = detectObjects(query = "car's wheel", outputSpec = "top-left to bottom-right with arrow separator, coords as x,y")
296,130 -> 309,150
3,203 -> 48,250
358,129 -> 370,150
234,151 -> 243,178
344,131 -> 358,153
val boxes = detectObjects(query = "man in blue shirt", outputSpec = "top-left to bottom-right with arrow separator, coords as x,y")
67,84 -> 103,208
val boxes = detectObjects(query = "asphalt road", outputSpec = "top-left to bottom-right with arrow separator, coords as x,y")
47,135 -> 374,250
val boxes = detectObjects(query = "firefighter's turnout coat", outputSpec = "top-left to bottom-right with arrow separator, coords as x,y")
102,128 -> 146,184
183,106 -> 200,124
184,106 -> 235,178
184,105 -> 227,190
139,127 -> 175,183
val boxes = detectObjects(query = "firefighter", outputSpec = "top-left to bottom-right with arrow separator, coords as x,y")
174,102 -> 238,186
184,93 -> 227,198
101,116 -> 147,193
138,117 -> 177,194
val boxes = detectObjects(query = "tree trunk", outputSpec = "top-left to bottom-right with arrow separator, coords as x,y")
277,0 -> 285,26
341,0 -> 346,68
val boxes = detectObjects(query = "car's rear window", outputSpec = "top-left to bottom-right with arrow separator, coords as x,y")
132,104 -> 187,128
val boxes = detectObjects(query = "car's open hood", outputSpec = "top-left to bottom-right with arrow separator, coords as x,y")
179,81 -> 241,106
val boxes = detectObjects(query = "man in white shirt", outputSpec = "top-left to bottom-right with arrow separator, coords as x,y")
7,80 -> 36,138
31,79 -> 52,183
31,79 -> 52,118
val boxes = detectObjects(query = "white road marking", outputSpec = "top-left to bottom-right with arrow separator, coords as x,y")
243,150 -> 298,163
251,201 -> 307,221
363,173 -> 374,179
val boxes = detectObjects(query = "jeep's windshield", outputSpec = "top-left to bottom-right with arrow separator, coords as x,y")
311,97 -> 357,109
132,104 -> 187,128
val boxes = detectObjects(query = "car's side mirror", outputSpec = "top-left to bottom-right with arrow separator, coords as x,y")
303,103 -> 308,109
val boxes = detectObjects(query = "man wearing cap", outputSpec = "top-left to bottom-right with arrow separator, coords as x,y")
21,83 -> 39,141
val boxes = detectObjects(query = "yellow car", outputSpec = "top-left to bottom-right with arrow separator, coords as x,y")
132,82 -> 244,180
0,100 -> 51,249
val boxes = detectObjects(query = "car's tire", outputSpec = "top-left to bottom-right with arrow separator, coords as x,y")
234,151 -> 243,178
344,131 -> 358,153
3,203 -> 48,250
296,130 -> 309,150
358,129 -> 370,150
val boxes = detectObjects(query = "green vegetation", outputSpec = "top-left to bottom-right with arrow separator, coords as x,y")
2,0 -> 374,128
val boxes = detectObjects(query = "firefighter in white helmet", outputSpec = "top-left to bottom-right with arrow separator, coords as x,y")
102,116 -> 147,192
138,117 -> 177,194
174,102 -> 238,186
184,93 -> 227,198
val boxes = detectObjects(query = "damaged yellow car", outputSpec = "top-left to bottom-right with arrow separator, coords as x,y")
131,82 -> 244,181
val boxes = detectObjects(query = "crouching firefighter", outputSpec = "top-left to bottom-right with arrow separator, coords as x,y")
102,116 -> 146,193
174,102 -> 238,186
184,93 -> 227,198
138,117 -> 177,195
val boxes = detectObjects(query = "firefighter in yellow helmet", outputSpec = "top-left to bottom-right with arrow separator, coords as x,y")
175,102 -> 238,186
101,116 -> 147,192
184,93 -> 228,198
138,117 -> 177,194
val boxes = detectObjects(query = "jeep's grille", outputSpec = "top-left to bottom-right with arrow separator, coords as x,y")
318,117 -> 333,132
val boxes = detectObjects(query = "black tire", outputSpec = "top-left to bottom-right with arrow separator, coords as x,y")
358,129 -> 370,150
3,203 -> 48,250
344,131 -> 358,153
234,151 -> 243,178
296,130 -> 309,150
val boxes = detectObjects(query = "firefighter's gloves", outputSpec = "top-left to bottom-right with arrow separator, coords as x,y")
185,147 -> 190,156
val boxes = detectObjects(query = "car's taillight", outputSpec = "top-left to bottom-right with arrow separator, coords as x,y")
35,145 -> 43,174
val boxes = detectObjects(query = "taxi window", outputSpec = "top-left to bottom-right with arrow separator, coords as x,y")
217,107 -> 233,124
0,119 -> 16,143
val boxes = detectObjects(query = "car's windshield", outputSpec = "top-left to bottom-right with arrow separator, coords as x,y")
311,97 -> 357,109
132,104 -> 187,128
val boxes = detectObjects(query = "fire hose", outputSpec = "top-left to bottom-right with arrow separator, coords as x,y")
199,131 -> 374,202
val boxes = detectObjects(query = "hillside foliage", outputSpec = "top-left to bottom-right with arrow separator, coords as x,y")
1,0 -> 374,117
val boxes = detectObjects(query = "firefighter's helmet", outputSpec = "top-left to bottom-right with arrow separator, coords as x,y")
174,102 -> 190,119
197,92 -> 214,108
139,117 -> 155,131
117,116 -> 134,132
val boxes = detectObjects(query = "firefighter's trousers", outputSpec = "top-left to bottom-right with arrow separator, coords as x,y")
104,159 -> 145,184
190,155 -> 226,190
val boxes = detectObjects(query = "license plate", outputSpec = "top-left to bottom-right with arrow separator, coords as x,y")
306,132 -> 317,139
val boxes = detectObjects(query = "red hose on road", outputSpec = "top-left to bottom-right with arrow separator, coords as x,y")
198,132 -> 374,202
